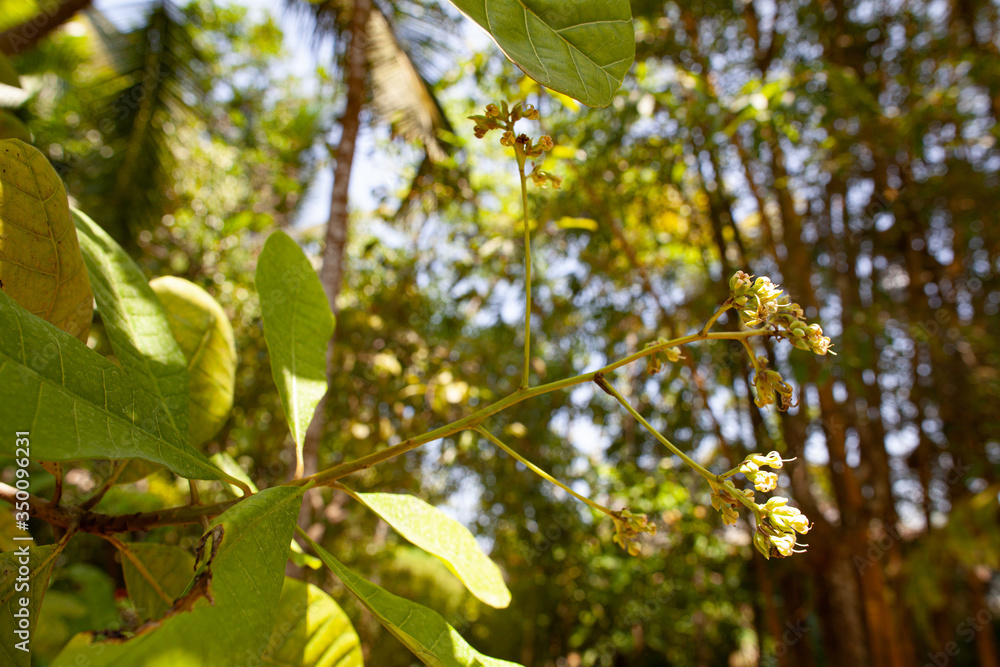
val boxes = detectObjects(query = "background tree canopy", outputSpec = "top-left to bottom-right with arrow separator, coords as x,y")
0,0 -> 998,666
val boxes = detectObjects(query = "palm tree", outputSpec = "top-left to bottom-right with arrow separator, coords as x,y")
285,0 -> 455,495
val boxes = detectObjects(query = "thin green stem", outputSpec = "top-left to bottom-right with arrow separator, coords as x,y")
594,373 -> 716,481
701,300 -> 733,335
518,151 -> 532,390
740,338 -> 761,371
722,479 -> 760,514
720,464 -> 744,479
474,426 -> 614,518
4,327 -> 777,534
298,328 -> 773,488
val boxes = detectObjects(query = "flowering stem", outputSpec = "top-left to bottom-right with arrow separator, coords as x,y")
593,373 -> 717,482
474,425 -> 615,518
701,300 -> 732,335
517,151 -> 532,391
298,329 -> 771,488
740,339 -> 760,372
720,478 -> 760,513
720,465 -> 743,479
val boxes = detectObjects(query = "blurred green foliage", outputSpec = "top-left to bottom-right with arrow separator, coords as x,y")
2,0 -> 998,665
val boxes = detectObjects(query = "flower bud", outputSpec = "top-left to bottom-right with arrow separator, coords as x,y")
754,531 -> 771,559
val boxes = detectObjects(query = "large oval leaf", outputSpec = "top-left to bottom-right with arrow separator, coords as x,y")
267,577 -> 363,667
448,0 -> 634,108
355,492 -> 510,608
53,485 -> 306,666
256,231 -> 335,476
0,289 -> 239,486
150,275 -> 236,447
74,209 -> 190,441
0,138 -> 93,341
299,532 -> 522,667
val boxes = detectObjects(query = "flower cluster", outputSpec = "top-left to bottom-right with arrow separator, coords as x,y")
470,101 -> 536,137
750,357 -> 797,411
729,271 -> 784,326
470,101 -> 550,153
611,508 -> 656,556
528,167 -> 562,189
753,497 -> 811,559
781,314 -> 834,355
469,101 -> 560,188
728,271 -> 834,356
739,451 -> 792,492
644,339 -> 683,375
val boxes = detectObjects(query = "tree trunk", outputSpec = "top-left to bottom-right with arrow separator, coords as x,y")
294,0 -> 372,544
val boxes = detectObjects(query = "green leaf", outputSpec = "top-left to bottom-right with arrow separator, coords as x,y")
0,289 -> 239,485
119,543 -> 196,623
0,52 -> 19,88
1,544 -> 62,667
448,0 -> 634,107
0,111 -> 29,142
266,577 -> 363,667
354,492 -> 510,608
209,453 -> 321,568
150,276 -> 237,447
210,451 -> 257,497
299,532 -> 523,667
36,564 -> 119,661
111,459 -> 161,486
256,231 -> 335,473
0,138 -> 93,342
73,208 -> 190,442
53,485 -> 306,666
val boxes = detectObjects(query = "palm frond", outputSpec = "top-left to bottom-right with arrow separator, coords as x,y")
285,0 -> 453,162
365,6 -> 450,161
82,1 -> 202,241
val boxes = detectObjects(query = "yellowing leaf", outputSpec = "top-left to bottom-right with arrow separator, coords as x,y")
0,138 -> 93,342
150,276 -> 236,447
556,217 -> 598,232
549,145 -> 578,160
267,578 -> 363,667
